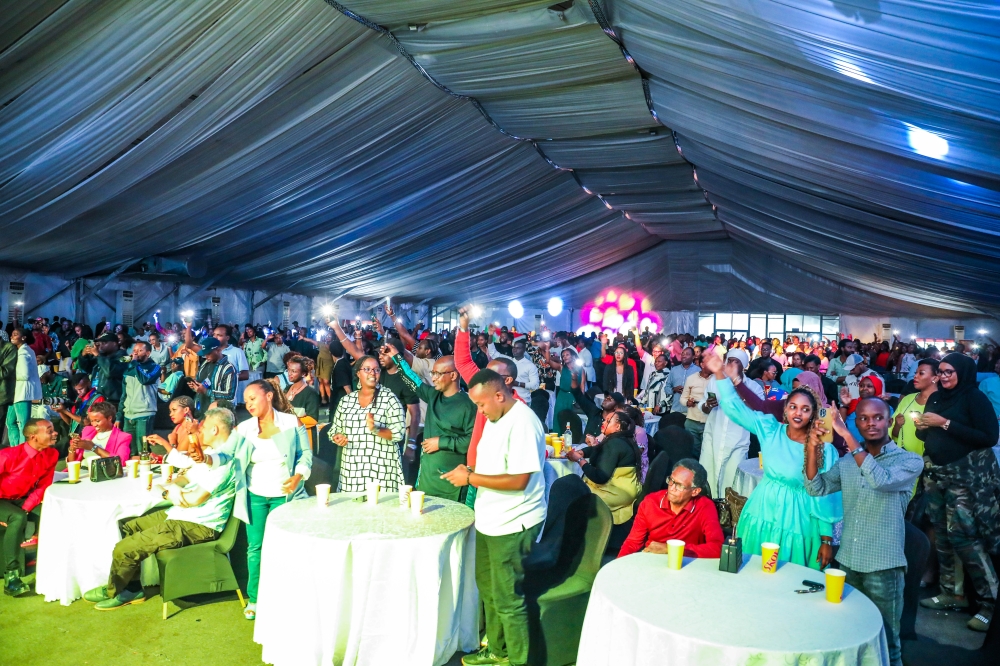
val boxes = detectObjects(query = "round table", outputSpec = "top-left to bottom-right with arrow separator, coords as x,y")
732,457 -> 763,497
577,553 -> 888,666
254,493 -> 479,666
547,457 -> 583,480
643,414 -> 661,438
35,472 -> 168,605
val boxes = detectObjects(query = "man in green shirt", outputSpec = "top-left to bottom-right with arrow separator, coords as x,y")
388,344 -> 475,502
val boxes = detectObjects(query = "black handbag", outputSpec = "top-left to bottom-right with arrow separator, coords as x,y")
90,456 -> 122,482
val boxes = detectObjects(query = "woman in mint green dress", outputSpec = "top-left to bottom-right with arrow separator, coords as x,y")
705,353 -> 842,570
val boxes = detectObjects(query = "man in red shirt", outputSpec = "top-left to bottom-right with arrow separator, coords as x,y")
1,418 -> 59,596
618,459 -> 723,559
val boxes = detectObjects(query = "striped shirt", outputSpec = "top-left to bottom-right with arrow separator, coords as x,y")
805,442 -> 922,573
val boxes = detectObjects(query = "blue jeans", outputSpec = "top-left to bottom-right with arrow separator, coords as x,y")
246,493 -> 289,603
842,565 -> 904,666
684,418 -> 705,460
4,401 -> 31,447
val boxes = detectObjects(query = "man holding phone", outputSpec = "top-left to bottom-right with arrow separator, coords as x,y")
804,398 -> 922,666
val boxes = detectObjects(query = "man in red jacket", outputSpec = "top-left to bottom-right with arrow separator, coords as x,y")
618,458 -> 723,559
454,308 -> 529,508
0,418 -> 59,596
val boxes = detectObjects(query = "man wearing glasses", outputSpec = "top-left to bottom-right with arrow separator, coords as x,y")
617,459 -> 724,558
387,344 -> 476,501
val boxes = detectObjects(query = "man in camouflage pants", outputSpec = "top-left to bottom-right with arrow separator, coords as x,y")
920,448 -> 1000,632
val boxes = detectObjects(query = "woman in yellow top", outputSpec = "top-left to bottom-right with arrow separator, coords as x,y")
891,358 -> 939,456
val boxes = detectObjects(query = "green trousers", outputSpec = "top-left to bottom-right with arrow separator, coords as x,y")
476,522 -> 543,666
4,401 -> 30,447
246,493 -> 289,603
0,499 -> 39,574
108,510 -> 217,597
122,415 -> 156,457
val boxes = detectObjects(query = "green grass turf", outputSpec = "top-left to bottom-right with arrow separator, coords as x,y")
0,575 -> 261,665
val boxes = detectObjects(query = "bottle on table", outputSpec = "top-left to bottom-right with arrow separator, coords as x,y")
563,422 -> 573,452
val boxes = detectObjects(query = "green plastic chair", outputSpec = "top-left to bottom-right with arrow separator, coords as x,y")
154,513 -> 244,619
527,493 -> 613,666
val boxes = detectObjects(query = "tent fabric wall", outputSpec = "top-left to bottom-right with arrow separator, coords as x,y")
1,0 -> 997,318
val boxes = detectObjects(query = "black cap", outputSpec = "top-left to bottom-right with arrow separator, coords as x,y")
94,332 -> 118,343
609,392 -> 626,405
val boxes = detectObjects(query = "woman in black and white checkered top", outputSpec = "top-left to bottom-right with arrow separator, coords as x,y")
330,355 -> 405,492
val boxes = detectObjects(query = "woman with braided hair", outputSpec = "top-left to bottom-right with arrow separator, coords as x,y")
703,352 -> 843,570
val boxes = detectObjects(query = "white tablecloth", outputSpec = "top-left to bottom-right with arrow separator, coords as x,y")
577,553 -> 888,666
732,457 -> 763,497
254,493 -> 479,666
643,414 -> 661,438
36,474 -> 167,605
547,457 -> 583,480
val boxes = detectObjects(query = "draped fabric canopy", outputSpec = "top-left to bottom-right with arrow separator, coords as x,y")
0,0 -> 997,318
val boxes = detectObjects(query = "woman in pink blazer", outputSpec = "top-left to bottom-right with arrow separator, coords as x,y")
67,401 -> 133,466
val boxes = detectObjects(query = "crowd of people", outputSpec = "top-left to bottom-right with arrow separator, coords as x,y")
1,311 -> 999,666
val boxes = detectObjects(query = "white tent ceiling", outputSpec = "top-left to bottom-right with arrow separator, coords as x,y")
0,0 -> 997,318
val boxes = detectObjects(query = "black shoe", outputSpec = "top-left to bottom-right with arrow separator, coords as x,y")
4,570 -> 30,597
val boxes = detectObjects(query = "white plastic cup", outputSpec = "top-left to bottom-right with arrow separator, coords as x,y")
138,461 -> 151,481
410,490 -> 425,515
366,481 -> 380,505
399,485 -> 412,508
125,459 -> 139,479
315,484 -> 331,508
161,464 -> 173,483
144,470 -> 155,492
67,460 -> 81,482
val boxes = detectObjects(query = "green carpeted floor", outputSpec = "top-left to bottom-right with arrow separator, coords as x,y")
0,575 -> 261,665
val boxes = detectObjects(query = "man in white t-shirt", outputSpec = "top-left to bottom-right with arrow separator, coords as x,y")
442,368 -> 546,666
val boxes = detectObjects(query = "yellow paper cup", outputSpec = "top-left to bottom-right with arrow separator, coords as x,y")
761,542 -> 780,573
825,568 -> 846,603
125,459 -> 139,479
667,539 -> 685,570
410,490 -> 425,515
67,460 -> 81,482
553,440 -> 562,458
161,464 -> 173,483
144,471 -> 155,492
399,485 -> 412,508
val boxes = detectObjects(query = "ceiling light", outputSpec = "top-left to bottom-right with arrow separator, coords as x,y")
508,300 -> 524,319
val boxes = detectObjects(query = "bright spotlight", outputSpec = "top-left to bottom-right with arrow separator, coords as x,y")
181,310 -> 194,318
321,305 -> 333,316
508,300 -> 524,319
978,329 -> 988,335
905,123 -> 949,160
547,297 -> 563,317
471,305 -> 483,318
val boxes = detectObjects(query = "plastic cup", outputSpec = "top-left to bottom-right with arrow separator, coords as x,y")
761,542 -> 780,573
667,539 -> 685,570
315,484 -> 331,508
67,460 -> 81,483
553,440 -> 562,458
825,569 -> 847,603
366,481 -> 380,505
144,470 -> 155,492
410,490 -> 425,515
399,485 -> 412,508
161,464 -> 173,483
139,461 -> 151,481
125,459 -> 139,479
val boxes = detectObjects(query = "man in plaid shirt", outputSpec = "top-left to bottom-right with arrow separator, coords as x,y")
805,397 -> 922,666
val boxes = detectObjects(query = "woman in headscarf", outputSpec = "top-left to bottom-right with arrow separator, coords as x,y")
839,374 -> 885,443
731,368 -> 849,456
915,352 -> 1000,632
